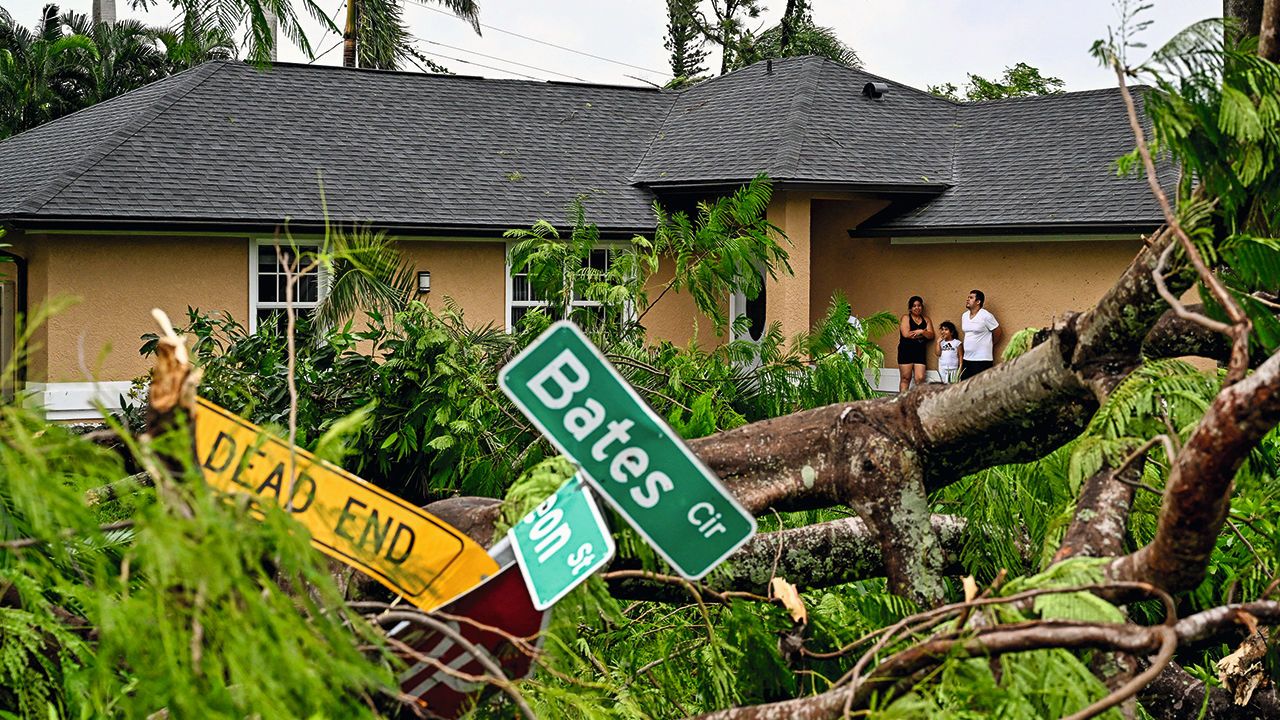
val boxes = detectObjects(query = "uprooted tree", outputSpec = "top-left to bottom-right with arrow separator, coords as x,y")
412,7 -> 1280,718
5,5 -> 1280,720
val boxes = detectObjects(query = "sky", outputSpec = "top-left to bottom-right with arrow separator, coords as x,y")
4,0 -> 1222,92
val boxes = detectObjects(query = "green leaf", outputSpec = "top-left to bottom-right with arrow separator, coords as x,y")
1033,591 -> 1126,623
1219,84 -> 1263,142
425,434 -> 455,451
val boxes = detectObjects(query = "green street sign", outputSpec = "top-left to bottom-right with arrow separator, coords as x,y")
509,476 -> 615,610
499,321 -> 756,580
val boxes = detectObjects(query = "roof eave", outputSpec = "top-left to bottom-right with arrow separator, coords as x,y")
850,220 -> 1163,238
1,215 -> 657,239
639,179 -> 951,194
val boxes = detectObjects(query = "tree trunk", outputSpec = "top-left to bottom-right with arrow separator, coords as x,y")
343,0 -> 359,68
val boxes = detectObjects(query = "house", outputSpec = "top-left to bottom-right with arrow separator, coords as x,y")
0,56 -> 1163,419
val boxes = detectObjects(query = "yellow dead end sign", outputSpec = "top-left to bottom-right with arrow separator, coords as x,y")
193,398 -> 499,611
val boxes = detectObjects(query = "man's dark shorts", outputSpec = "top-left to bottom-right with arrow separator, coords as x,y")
959,361 -> 994,380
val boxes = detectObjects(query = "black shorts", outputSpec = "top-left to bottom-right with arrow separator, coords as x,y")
959,360 -> 993,380
896,341 -> 927,365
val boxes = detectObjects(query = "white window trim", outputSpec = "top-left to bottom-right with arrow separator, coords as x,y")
729,264 -> 768,343
248,238 -> 329,331
504,240 -> 630,332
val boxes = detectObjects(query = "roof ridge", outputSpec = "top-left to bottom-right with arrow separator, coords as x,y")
943,101 -> 964,188
263,59 -> 664,93
672,54 -> 811,94
836,61 -> 960,105
20,63 -> 226,216
629,92 -> 681,184
775,58 -> 822,179
962,86 -> 1136,105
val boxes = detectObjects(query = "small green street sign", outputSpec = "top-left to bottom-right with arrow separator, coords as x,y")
509,476 -> 615,610
499,321 -> 756,580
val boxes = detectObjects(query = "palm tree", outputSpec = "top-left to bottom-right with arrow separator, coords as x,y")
152,2 -> 236,71
0,5 -> 98,139
342,0 -> 479,70
158,0 -> 336,66
61,11 -> 168,104
313,225 -> 418,331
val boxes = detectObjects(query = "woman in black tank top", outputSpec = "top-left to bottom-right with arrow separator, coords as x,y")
897,295 -> 934,392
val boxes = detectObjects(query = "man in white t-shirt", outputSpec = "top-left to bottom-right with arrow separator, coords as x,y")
839,314 -> 864,360
959,289 -> 1000,380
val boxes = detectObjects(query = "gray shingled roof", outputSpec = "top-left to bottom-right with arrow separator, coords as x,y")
867,87 -> 1169,232
0,56 -> 1164,234
0,61 -> 672,232
632,56 -> 955,188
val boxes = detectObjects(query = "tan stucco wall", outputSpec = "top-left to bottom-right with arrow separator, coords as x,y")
643,256 -> 728,348
16,206 -> 1142,386
14,233 -> 736,386
29,234 -> 248,382
765,191 -> 812,339
397,240 -> 507,327
811,200 -> 1144,368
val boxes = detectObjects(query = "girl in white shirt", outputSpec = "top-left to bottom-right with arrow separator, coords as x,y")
936,321 -> 962,383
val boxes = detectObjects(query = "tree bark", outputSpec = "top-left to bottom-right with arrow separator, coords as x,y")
1141,661 -> 1280,719
606,515 -> 973,601
1226,0 -> 1266,45
1053,463 -> 1140,562
1144,303 -> 1276,367
1259,0 -> 1280,61
342,0 -> 359,68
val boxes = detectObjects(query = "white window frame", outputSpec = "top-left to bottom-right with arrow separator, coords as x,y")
729,265 -> 767,343
248,238 -> 328,331
505,241 -> 629,332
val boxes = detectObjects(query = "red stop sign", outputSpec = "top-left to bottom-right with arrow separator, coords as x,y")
394,563 -> 549,718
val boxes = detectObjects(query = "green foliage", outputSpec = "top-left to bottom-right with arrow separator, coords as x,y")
0,3 -> 237,140
506,198 -> 651,333
680,0 -> 765,75
1103,13 -> 1280,357
649,175 -> 791,334
928,62 -> 1065,102
875,649 -> 1118,720
314,223 -> 418,331
1001,327 -> 1039,361
664,0 -> 709,83
0,403 -> 396,717
733,0 -> 860,70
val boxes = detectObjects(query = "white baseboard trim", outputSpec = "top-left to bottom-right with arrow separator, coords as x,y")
23,381 -> 136,421
866,368 -> 950,394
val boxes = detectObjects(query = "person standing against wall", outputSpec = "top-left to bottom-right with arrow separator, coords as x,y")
897,295 -> 934,392
959,289 -> 1000,380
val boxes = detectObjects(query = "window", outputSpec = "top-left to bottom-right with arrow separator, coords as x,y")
730,268 -> 767,342
250,240 -> 324,331
507,246 -> 621,330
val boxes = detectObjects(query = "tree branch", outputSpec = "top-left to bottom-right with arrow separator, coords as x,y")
1110,349 -> 1280,592
1141,661 -> 1280,719
607,514 -> 975,601
1053,462 -> 1141,563
1144,303 -> 1277,367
